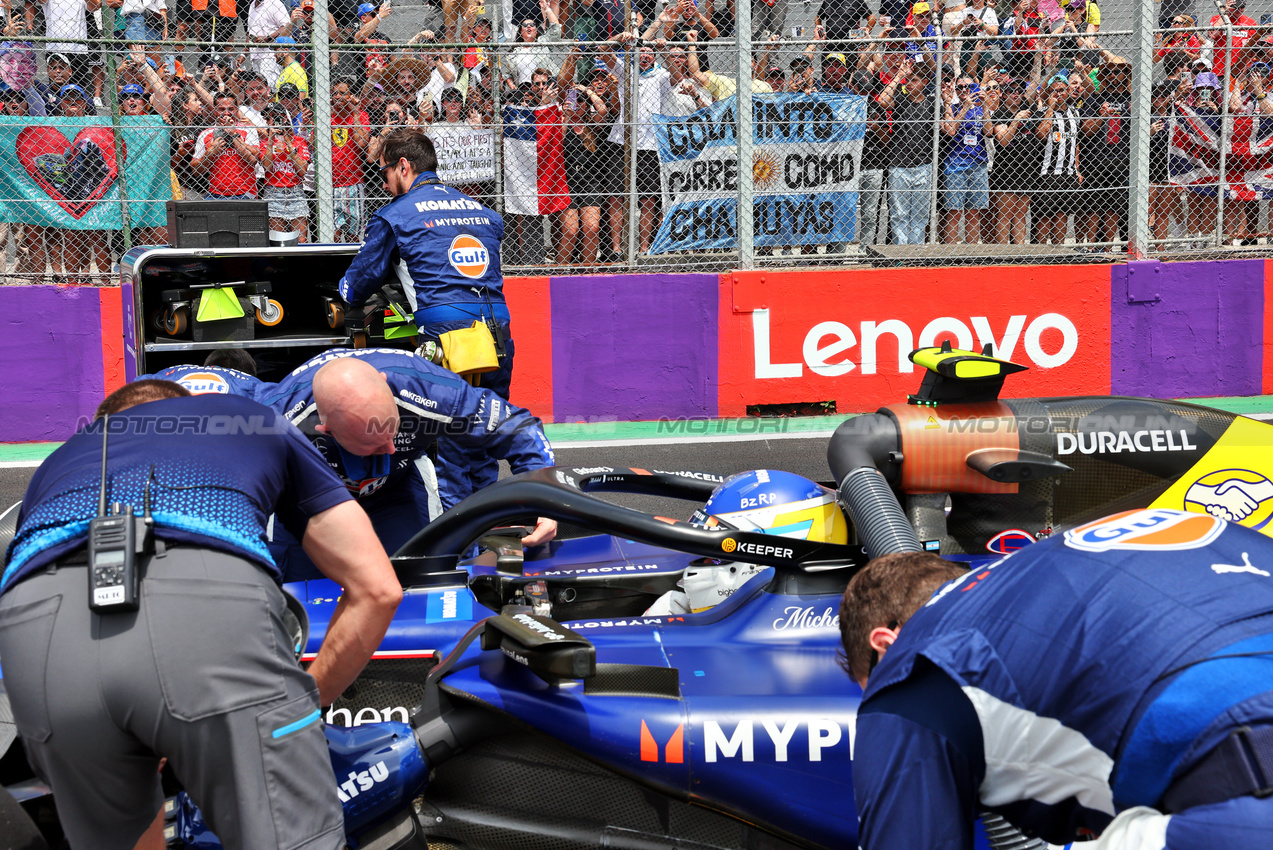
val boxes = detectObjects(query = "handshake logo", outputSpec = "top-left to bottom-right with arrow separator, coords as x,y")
1185,470 -> 1273,524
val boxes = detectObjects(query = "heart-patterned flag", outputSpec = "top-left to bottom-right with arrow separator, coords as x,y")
16,126 -> 126,218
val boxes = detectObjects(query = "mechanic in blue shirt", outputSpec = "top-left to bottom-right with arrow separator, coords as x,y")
338,127 -> 515,512
142,348 -> 264,398
256,347 -> 557,579
0,379 -> 401,850
841,510 -> 1273,850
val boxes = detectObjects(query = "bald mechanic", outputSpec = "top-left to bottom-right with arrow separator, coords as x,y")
337,128 -> 514,511
0,379 -> 401,849
256,348 -> 556,579
841,511 -> 1273,850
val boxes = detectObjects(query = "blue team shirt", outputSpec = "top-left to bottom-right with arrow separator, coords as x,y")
945,102 -> 989,171
855,509 -> 1273,849
145,364 -> 265,399
2,394 -> 350,592
338,172 -> 510,328
254,348 -> 554,499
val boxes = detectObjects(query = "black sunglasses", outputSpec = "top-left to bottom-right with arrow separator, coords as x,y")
378,160 -> 397,175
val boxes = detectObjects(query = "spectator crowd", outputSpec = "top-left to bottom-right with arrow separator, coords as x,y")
0,0 -> 1269,280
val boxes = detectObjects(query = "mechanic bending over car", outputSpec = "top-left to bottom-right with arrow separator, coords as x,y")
256,348 -> 557,581
337,127 -> 516,512
647,470 -> 848,615
143,347 -> 264,397
841,515 -> 1273,850
0,379 -> 401,850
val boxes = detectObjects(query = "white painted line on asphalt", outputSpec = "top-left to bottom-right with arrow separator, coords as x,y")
0,461 -> 43,468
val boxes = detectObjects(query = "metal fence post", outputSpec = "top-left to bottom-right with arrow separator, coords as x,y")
1127,0 -> 1154,259
491,46 -> 504,216
626,6 -> 640,264
102,5 -> 133,256
313,0 -> 334,243
1217,20 -> 1232,247
930,37 -> 943,245
736,2 -> 754,269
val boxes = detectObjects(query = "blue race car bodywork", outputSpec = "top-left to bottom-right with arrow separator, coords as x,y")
8,344 -> 1273,850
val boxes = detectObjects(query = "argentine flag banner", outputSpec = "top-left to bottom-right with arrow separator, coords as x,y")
650,92 -> 865,254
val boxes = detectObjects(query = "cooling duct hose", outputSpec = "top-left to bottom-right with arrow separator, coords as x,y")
837,466 -> 922,558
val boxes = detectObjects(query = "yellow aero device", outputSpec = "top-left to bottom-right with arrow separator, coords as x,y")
908,341 -> 1028,406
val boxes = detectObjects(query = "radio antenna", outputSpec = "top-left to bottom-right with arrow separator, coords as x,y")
98,414 -> 110,518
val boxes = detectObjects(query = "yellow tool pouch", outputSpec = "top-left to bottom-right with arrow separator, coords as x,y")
438,321 -> 500,377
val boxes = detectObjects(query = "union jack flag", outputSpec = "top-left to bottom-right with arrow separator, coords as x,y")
1170,105 -> 1273,200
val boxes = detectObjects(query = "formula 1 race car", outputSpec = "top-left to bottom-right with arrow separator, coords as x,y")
4,344 -> 1273,850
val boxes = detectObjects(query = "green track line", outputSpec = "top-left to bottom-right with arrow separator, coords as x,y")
2,397 -> 1271,460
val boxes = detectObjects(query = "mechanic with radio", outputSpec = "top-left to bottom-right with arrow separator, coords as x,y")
337,127 -> 516,512
256,348 -> 557,580
143,348 -> 264,397
841,512 -> 1273,850
0,379 -> 401,849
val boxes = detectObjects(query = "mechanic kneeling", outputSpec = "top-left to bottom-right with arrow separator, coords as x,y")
143,348 -> 264,398
0,380 -> 402,850
842,515 -> 1273,850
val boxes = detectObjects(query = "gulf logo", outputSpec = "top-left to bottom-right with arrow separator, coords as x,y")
986,529 -> 1035,555
448,234 -> 489,279
1064,508 -> 1225,553
176,372 -> 230,395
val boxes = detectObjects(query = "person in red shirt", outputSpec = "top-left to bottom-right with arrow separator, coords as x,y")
1208,0 -> 1264,81
1155,14 -> 1202,66
190,91 -> 262,198
330,76 -> 372,242
260,103 -> 311,241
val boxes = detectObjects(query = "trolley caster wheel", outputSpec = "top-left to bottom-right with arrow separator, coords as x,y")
163,306 -> 188,336
326,301 -> 345,329
351,330 -> 368,349
256,298 -> 284,327
150,308 -> 166,333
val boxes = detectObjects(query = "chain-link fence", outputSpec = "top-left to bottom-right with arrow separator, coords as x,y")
1,0 -> 1271,281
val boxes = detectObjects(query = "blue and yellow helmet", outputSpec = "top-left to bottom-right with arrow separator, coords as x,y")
693,470 -> 848,544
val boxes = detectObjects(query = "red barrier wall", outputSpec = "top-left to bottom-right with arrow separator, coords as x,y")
504,275 -> 554,422
717,265 -> 1112,417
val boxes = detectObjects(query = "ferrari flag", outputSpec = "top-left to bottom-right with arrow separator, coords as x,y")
650,92 -> 865,254
1169,105 -> 1273,200
0,115 -> 170,228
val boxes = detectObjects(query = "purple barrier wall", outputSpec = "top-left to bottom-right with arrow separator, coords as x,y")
1111,259 -> 1265,399
0,286 -> 105,442
550,273 -> 719,422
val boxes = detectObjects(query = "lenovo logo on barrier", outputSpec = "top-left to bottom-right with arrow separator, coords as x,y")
751,310 -> 1078,379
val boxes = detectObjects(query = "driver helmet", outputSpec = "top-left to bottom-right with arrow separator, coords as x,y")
693,469 -> 848,543
677,471 -> 846,613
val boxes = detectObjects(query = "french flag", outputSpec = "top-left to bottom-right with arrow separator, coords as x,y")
502,103 -> 571,216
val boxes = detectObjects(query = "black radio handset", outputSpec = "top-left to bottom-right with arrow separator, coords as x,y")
86,416 -> 152,613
